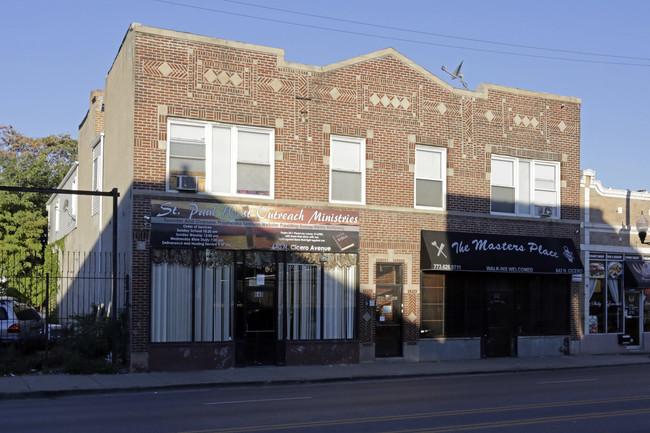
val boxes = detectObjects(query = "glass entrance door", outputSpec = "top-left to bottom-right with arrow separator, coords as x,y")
624,291 -> 641,347
375,263 -> 403,358
237,251 -> 277,366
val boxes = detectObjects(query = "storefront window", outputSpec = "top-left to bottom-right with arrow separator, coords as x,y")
588,279 -> 604,333
151,249 -> 233,343
420,273 -> 445,338
606,272 -> 622,333
279,253 -> 357,340
421,272 -> 569,339
588,259 -> 624,334
644,292 -> 650,332
152,250 -> 357,344
516,275 -> 569,336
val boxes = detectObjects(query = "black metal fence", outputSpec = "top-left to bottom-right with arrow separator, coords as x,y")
0,249 -> 129,374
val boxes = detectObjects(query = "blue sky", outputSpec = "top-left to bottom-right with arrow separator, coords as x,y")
2,0 -> 648,191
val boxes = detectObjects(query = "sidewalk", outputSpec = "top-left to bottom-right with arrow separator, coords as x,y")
2,353 -> 650,400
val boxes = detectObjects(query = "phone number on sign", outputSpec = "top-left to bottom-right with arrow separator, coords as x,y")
432,264 -> 461,271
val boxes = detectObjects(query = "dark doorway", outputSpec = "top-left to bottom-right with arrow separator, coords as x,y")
625,291 -> 641,346
236,251 -> 277,365
486,290 -> 513,357
375,263 -> 403,357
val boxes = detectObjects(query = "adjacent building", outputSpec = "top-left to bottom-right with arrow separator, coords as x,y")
58,24 -> 585,371
579,170 -> 650,354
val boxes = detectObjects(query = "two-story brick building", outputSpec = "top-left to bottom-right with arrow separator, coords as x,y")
65,23 -> 584,371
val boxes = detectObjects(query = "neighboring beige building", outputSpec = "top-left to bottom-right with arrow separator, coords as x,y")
47,90 -> 124,321
579,169 -> 650,354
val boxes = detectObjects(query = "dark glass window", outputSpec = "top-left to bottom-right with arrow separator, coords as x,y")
515,274 -> 569,336
445,274 -> 482,337
420,273 -> 444,338
421,272 -> 570,339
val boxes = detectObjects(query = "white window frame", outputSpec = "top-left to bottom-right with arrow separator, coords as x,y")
329,135 -> 366,205
91,136 -> 103,217
54,199 -> 60,232
490,155 -> 561,218
166,119 -> 275,199
414,145 -> 446,210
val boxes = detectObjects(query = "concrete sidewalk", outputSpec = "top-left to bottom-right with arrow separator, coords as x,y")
2,353 -> 650,400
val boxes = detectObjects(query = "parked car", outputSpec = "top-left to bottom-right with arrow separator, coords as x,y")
0,297 -> 58,345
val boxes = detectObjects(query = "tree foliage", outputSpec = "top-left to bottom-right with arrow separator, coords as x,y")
0,126 -> 78,305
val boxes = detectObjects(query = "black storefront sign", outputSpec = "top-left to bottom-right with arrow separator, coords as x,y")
149,200 -> 360,253
624,260 -> 650,289
421,230 -> 583,274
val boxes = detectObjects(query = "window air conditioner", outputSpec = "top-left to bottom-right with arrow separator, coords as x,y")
177,175 -> 198,192
539,206 -> 553,217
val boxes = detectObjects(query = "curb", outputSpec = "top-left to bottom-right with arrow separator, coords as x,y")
3,359 -> 650,400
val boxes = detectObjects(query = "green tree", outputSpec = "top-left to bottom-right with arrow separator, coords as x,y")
0,126 -> 78,305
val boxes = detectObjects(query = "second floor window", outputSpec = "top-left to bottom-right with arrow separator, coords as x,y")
491,155 -> 560,218
415,145 -> 446,209
168,120 -> 274,197
330,135 -> 365,204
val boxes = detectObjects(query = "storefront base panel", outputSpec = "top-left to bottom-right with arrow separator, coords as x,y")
517,336 -> 569,357
148,343 -> 235,371
130,351 -> 149,372
578,334 -> 646,355
419,338 -> 482,361
360,343 -> 375,363
283,340 -> 359,366
403,342 -> 419,361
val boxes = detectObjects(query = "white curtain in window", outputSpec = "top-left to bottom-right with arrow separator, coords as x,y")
608,279 -> 620,305
194,264 -> 232,342
284,264 -> 319,340
282,262 -> 356,340
323,265 -> 356,339
152,257 -> 233,343
151,262 -> 192,342
587,279 -> 599,300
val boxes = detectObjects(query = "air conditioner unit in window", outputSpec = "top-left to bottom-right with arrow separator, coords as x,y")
177,175 -> 198,192
539,206 -> 553,217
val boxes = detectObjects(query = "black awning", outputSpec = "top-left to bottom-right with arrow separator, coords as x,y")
624,261 -> 650,289
421,230 -> 584,274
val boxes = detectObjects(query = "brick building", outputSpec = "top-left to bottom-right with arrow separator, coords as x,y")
579,170 -> 650,353
68,24 -> 584,371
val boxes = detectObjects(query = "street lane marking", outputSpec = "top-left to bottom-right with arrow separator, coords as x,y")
181,407 -> 650,433
203,396 -> 312,405
386,407 -> 650,432
537,378 -> 599,384
182,394 -> 650,433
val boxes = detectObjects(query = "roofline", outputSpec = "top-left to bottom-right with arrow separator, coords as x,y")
581,169 -> 650,199
47,161 -> 79,205
124,24 -> 580,104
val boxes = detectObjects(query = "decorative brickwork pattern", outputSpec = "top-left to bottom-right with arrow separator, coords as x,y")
404,289 -> 419,342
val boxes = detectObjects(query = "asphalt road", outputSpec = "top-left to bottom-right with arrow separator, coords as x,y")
5,364 -> 650,433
